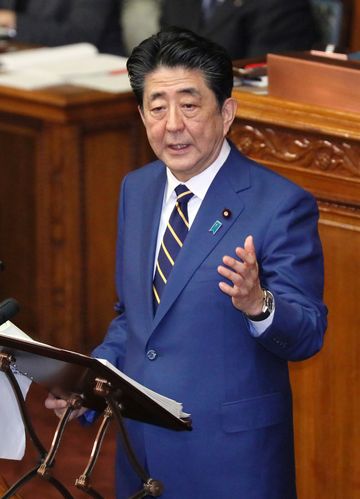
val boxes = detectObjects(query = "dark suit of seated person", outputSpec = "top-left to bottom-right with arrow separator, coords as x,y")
0,0 -> 125,56
160,0 -> 321,60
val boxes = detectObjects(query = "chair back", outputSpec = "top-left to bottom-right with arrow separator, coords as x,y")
310,0 -> 346,48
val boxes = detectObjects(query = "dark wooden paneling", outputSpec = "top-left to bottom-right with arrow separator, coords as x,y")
291,206 -> 359,499
83,124 -> 138,351
349,0 -> 360,50
0,85 -> 153,351
0,115 -> 39,335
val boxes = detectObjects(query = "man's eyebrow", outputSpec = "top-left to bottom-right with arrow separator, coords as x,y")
177,87 -> 201,97
149,87 -> 201,101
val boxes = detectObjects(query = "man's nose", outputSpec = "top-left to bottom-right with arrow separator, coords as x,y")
165,106 -> 184,132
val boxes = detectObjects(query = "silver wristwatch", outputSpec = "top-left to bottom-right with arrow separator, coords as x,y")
246,289 -> 274,322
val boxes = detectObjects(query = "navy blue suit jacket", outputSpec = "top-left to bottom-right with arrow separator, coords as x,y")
160,0 -> 320,60
93,144 -> 327,498
0,0 -> 124,55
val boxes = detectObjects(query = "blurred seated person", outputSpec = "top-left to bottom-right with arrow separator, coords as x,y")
160,0 -> 321,60
122,0 -> 161,55
0,0 -> 125,55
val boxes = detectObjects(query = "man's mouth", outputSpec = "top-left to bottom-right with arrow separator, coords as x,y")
168,143 -> 189,150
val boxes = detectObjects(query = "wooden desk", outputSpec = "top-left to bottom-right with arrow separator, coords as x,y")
0,84 -> 153,352
0,82 -> 358,498
230,89 -> 359,499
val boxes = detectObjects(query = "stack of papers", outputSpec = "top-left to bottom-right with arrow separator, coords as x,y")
0,43 -> 131,93
97,358 -> 190,420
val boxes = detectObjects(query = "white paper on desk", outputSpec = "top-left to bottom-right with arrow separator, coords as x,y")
0,68 -> 63,89
69,72 -> 131,93
0,43 -> 128,90
0,371 -> 31,460
44,53 -> 128,79
0,42 -> 97,71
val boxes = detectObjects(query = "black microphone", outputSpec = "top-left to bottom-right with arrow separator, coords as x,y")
0,298 -> 20,326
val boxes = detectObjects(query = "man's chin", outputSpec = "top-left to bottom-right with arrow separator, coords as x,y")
164,161 -> 194,179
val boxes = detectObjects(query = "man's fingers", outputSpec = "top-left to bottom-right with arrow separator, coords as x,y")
222,254 -> 242,269
218,264 -> 244,287
44,393 -> 68,419
217,236 -> 262,312
44,393 -> 67,410
44,393 -> 87,420
244,235 -> 255,253
219,281 -> 237,296
220,252 -> 256,281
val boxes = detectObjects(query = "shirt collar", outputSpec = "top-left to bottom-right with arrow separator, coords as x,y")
165,139 -> 231,203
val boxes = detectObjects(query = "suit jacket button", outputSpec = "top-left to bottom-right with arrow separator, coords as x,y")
146,349 -> 158,361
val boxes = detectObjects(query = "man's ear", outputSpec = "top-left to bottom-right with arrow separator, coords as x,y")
138,105 -> 146,125
221,97 -> 237,135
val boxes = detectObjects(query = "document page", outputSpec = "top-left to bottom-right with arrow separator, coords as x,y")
0,321 -> 33,460
0,372 -> 31,460
97,358 -> 190,419
0,43 -> 97,71
0,43 -> 129,92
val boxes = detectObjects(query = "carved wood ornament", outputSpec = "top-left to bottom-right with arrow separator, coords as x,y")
230,124 -> 360,178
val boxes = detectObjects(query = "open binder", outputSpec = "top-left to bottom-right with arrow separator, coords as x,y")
0,322 -> 191,498
0,322 -> 190,431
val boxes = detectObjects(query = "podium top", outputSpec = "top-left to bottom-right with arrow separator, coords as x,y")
0,328 -> 191,432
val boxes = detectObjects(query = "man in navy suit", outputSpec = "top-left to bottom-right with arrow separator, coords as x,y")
161,0 -> 320,60
0,0 -> 124,55
47,27 -> 327,498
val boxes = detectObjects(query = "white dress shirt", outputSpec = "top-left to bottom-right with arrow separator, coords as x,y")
154,139 -> 274,335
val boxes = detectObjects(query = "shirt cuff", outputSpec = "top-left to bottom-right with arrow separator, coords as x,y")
80,409 -> 99,426
248,309 -> 275,337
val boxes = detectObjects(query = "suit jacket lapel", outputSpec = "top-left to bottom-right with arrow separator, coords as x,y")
151,146 -> 251,332
131,166 -> 166,331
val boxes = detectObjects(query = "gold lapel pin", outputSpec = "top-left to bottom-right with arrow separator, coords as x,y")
222,209 -> 231,219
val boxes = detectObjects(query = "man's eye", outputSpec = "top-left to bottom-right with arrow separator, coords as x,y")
151,106 -> 164,113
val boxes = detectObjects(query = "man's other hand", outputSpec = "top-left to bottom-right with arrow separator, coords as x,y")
44,392 -> 87,420
218,235 -> 264,316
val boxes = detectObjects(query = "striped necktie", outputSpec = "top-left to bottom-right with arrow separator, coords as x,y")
153,184 -> 193,309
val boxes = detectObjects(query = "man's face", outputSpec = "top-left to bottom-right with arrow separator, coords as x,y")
139,66 -> 236,182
